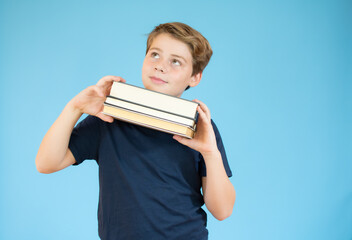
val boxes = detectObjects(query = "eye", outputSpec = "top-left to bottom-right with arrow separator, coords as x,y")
171,59 -> 181,66
151,52 -> 160,59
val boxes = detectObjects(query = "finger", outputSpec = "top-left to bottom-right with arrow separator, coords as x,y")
96,76 -> 126,88
197,102 -> 211,121
197,105 -> 211,123
193,99 -> 211,120
97,76 -> 126,97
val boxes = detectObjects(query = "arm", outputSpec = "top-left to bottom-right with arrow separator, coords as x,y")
35,76 -> 126,174
35,102 -> 83,174
201,152 -> 236,221
173,99 -> 236,221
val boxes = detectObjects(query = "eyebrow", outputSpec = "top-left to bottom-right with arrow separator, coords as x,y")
149,47 -> 188,63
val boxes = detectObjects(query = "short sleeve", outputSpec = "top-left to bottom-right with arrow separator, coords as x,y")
199,119 -> 232,177
68,115 -> 102,166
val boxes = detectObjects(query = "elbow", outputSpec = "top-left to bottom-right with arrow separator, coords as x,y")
36,163 -> 51,174
214,208 -> 233,221
35,157 -> 55,174
212,190 -> 236,221
36,166 -> 53,174
209,202 -> 235,221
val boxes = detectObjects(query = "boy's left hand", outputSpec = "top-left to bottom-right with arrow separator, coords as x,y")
173,99 -> 218,156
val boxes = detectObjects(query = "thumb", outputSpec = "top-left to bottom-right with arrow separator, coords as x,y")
173,135 -> 192,147
96,112 -> 114,123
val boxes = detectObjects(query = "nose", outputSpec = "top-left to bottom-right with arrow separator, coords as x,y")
154,62 -> 167,73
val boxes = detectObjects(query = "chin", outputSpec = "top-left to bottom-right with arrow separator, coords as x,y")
151,86 -> 173,96
143,83 -> 160,93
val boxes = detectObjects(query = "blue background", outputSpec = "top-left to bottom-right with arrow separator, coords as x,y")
0,0 -> 351,239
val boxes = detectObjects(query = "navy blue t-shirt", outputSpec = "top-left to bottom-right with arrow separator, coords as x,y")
69,115 -> 232,240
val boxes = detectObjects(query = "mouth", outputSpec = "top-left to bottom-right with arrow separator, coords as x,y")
150,76 -> 167,84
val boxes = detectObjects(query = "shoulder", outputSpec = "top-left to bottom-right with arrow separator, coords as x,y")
210,119 -> 222,137
76,114 -> 101,126
210,119 -> 218,129
210,118 -> 226,149
73,115 -> 110,135
77,115 -> 114,129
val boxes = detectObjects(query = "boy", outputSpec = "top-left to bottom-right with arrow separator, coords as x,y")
36,22 -> 236,240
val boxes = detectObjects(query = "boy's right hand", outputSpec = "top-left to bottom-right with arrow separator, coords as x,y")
70,75 -> 126,123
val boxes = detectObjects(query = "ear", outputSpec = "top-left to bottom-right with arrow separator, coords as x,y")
188,72 -> 202,88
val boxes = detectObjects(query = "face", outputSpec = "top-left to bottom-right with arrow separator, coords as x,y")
142,33 -> 201,97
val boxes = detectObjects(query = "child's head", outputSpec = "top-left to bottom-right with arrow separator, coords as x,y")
142,22 -> 213,97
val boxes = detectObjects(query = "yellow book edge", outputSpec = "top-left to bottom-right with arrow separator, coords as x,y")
103,105 -> 195,139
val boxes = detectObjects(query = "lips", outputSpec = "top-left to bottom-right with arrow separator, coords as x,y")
150,76 -> 167,84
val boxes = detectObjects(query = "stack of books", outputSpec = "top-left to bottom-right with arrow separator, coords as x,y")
102,81 -> 199,138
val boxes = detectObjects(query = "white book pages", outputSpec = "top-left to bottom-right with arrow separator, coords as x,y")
102,104 -> 195,139
109,82 -> 198,119
105,97 -> 195,127
103,112 -> 193,139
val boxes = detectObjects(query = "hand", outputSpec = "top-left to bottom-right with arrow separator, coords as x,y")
70,75 -> 126,122
173,99 -> 219,156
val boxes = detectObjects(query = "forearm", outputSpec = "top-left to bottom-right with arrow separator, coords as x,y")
202,150 -> 236,220
35,100 -> 82,172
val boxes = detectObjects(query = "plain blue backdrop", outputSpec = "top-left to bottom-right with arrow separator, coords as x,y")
0,0 -> 351,239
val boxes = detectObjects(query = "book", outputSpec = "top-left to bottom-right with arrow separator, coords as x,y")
104,96 -> 196,127
109,82 -> 199,120
102,81 -> 199,138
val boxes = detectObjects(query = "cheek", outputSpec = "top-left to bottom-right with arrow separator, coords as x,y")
142,60 -> 150,73
144,58 -> 155,69
173,68 -> 191,81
